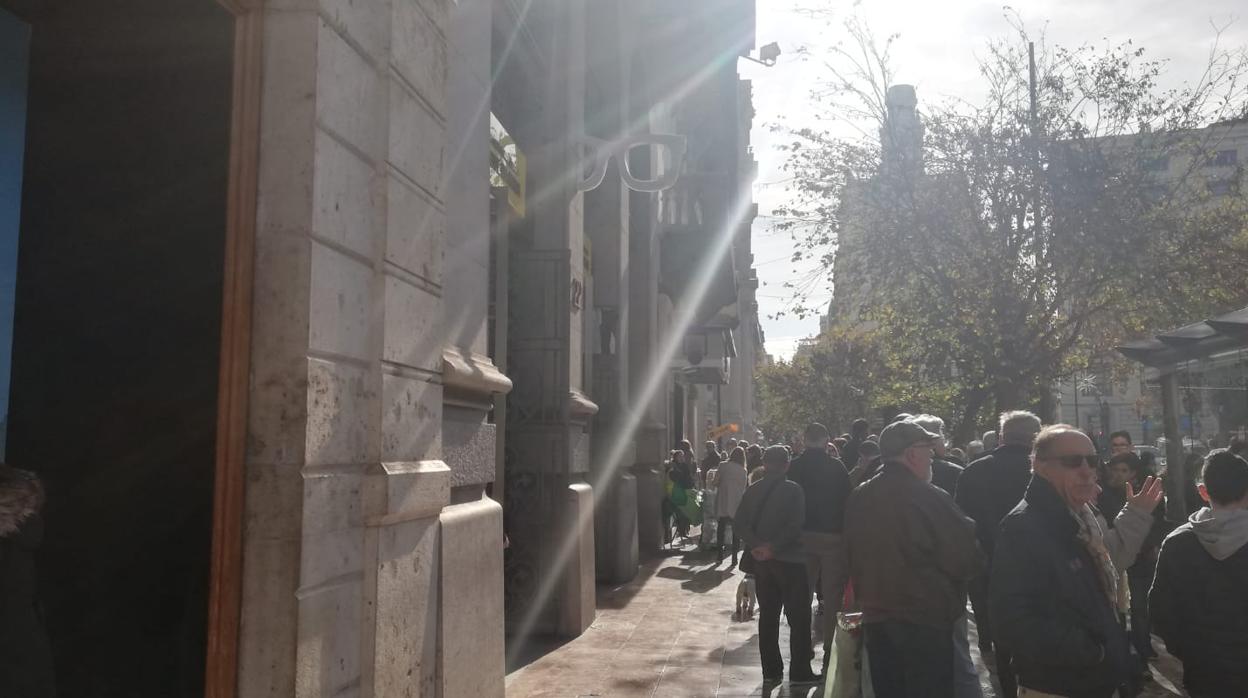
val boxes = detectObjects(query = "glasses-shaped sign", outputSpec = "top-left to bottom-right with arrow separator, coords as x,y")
576,134 -> 687,193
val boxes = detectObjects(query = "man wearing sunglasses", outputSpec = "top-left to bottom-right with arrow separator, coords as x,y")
989,425 -> 1163,698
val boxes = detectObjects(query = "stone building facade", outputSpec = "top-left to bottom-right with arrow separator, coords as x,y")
0,0 -> 761,696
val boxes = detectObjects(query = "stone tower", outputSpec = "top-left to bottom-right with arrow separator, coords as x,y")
880,84 -> 924,175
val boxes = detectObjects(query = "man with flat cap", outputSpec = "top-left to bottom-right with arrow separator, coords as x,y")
845,419 -> 985,697
735,445 -> 820,684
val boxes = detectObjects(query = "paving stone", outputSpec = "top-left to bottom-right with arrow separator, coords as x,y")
506,534 -> 1191,697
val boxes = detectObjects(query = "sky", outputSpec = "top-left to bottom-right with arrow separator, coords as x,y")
740,0 -> 1248,361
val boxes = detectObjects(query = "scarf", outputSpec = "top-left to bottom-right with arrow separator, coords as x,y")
1071,504 -> 1131,617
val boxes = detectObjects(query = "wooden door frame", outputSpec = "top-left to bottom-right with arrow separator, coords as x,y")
0,1 -> 261,694
206,2 -> 262,697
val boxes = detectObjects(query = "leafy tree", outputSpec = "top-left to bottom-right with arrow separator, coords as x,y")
772,16 -> 1248,443
757,327 -> 947,440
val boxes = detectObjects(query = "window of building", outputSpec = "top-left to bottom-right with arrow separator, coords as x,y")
1210,149 -> 1239,167
1209,179 -> 1237,197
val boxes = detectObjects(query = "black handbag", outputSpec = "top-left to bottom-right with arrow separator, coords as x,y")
738,477 -> 782,575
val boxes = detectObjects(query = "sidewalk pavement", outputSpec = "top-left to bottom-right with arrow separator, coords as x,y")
505,538 -> 1190,697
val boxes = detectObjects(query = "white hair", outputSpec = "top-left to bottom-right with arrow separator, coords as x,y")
982,431 -> 999,451
999,411 -> 1042,446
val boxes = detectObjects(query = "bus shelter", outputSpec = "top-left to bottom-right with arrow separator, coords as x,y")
1118,305 -> 1248,519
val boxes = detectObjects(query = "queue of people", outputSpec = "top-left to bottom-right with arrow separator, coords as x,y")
703,412 -> 1248,698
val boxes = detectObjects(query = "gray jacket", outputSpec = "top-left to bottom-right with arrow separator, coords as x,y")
1098,502 -> 1153,572
734,471 -> 806,564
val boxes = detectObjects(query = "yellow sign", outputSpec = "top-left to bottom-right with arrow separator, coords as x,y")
706,423 -> 740,441
489,113 -> 526,217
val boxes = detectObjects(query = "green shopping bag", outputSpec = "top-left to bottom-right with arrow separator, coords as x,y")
674,488 -> 702,524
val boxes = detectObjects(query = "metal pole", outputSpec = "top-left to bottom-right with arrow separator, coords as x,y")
1074,373 -> 1081,427
716,383 -> 723,446
1028,42 -> 1045,266
1241,351 -> 1248,438
1161,368 -> 1187,521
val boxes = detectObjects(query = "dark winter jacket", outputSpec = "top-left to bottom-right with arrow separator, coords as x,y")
1096,485 -> 1127,528
989,476 -> 1132,698
0,465 -> 55,697
840,438 -> 864,475
846,462 -> 985,628
699,454 -> 721,483
735,471 -> 807,564
668,461 -> 694,490
955,444 -> 1033,556
1150,507 -> 1248,698
787,448 -> 851,534
862,455 -> 883,482
931,457 -> 963,498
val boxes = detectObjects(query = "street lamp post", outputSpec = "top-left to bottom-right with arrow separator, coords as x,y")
1074,372 -> 1081,427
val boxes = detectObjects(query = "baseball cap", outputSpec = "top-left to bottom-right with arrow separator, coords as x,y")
879,420 -> 941,459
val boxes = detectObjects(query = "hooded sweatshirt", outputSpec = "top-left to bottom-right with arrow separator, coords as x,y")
1150,506 -> 1248,697
1187,506 -> 1248,560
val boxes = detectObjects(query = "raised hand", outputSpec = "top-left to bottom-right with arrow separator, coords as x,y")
1126,475 -> 1164,515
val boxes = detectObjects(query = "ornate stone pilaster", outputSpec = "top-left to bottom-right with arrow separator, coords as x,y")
435,0 -> 509,693
503,245 -> 599,636
495,0 -> 603,640
627,204 -> 669,555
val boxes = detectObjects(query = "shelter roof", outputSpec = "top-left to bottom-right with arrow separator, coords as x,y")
1118,305 -> 1248,367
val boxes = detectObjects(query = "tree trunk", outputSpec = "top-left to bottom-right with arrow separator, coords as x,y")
1034,383 -> 1058,423
994,380 -> 1022,413
952,387 -> 991,446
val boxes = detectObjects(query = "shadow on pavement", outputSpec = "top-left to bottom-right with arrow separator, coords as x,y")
650,541 -> 737,593
717,632 -> 760,665
503,634 -> 570,675
681,567 -> 735,593
595,555 -> 666,611
655,565 -> 694,580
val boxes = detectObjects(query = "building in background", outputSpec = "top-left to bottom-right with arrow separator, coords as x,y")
824,84 -> 925,332
1056,118 -> 1248,445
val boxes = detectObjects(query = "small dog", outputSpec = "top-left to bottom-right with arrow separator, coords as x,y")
735,574 -> 756,621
